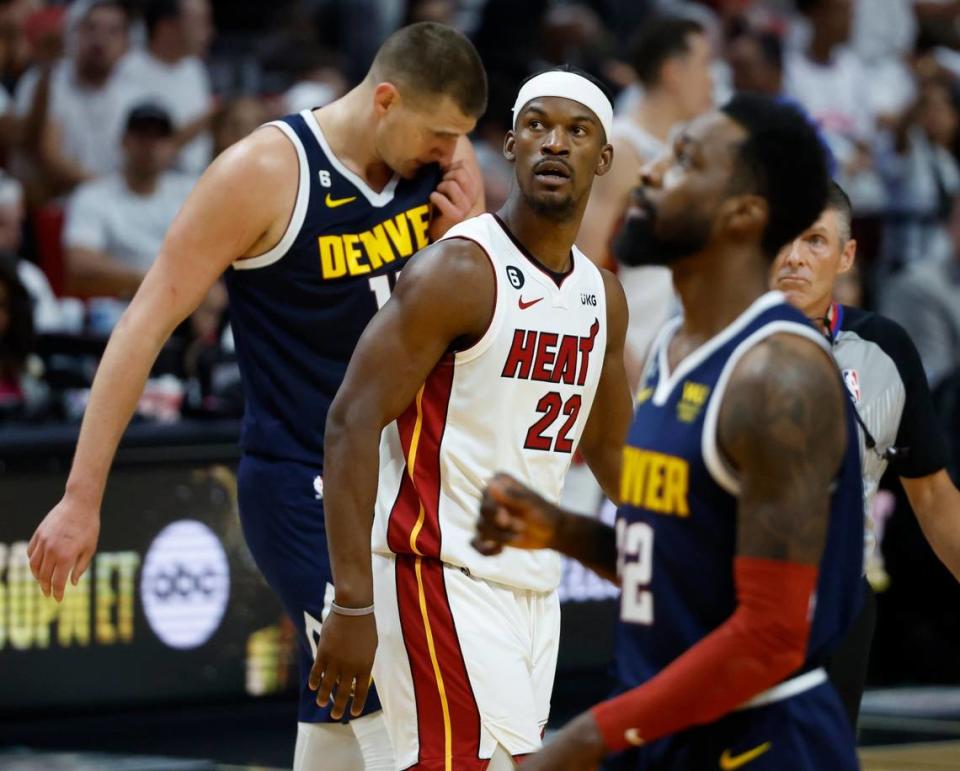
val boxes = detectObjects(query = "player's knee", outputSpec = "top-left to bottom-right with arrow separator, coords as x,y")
487,743 -> 519,770
349,711 -> 395,770
294,721 -> 363,771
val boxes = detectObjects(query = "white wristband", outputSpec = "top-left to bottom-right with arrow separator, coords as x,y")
331,600 -> 375,617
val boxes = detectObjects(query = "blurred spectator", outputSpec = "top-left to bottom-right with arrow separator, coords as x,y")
786,0 -> 886,212
877,74 -> 960,268
470,73 -> 515,213
0,171 -> 59,330
881,196 -> 960,388
0,5 -> 66,205
578,15 -> 712,381
120,0 -> 216,175
0,253 -> 46,420
834,259 -> 865,308
404,0 -> 457,26
0,0 -> 41,86
172,279 -> 242,417
212,96 -> 269,158
851,0 -> 917,120
915,0 -> 960,50
592,0 -> 658,48
280,50 -> 347,115
13,0 -> 138,197
473,0 -> 551,88
537,4 -> 610,77
63,103 -> 193,298
22,4 -> 66,67
727,26 -> 783,95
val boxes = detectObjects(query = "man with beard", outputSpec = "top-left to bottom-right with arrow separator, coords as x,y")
312,66 -> 633,769
473,95 -> 864,770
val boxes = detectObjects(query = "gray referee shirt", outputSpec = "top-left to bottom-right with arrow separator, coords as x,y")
827,304 -> 949,563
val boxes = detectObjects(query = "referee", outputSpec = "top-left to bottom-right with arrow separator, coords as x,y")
771,180 -> 960,727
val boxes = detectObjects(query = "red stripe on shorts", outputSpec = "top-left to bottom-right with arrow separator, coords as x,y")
387,356 -> 455,557
396,554 -> 483,770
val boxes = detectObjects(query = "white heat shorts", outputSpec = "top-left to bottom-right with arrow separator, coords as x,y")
372,552 -> 560,770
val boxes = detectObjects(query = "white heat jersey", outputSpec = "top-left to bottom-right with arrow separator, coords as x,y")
372,213 -> 608,592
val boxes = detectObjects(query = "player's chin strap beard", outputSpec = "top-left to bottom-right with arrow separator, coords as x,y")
810,305 -> 908,464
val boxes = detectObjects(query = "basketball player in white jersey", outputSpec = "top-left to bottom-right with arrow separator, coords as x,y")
310,66 -> 633,769
578,15 -> 712,383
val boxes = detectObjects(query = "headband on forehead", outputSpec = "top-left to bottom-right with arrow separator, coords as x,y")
511,70 -> 613,141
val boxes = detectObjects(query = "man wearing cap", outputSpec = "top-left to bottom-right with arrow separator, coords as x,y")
63,102 -> 194,297
313,65 -> 632,769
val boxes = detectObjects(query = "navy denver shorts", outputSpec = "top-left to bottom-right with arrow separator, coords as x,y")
237,453 -> 382,723
604,678 -> 858,771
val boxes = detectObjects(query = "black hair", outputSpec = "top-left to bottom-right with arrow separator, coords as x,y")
370,22 -> 488,118
0,253 -> 34,375
825,180 -> 853,242
720,94 -> 830,260
84,0 -> 130,22
629,15 -> 705,88
730,27 -> 783,72
143,0 -> 180,40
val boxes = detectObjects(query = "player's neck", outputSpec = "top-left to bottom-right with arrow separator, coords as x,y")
804,298 -> 834,335
124,168 -> 159,196
807,28 -> 839,66
497,199 -> 581,274
149,37 -> 184,65
314,89 -> 394,192
672,246 -> 770,340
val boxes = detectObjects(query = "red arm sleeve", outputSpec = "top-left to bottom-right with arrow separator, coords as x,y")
591,556 -> 819,751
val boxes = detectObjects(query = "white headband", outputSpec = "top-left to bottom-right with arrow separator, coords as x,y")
512,71 -> 613,141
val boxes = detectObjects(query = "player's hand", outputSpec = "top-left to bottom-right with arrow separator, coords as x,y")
27,496 -> 100,602
521,711 -> 607,771
428,159 -> 482,240
308,610 -> 377,719
472,472 -> 561,556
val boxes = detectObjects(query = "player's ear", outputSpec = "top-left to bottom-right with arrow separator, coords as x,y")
373,82 -> 400,117
595,142 -> 614,177
724,195 -> 767,241
839,237 -> 857,274
503,131 -> 517,162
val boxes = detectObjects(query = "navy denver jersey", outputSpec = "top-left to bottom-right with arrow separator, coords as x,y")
613,292 -> 864,692
224,109 -> 442,465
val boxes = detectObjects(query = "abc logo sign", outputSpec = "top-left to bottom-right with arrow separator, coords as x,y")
140,520 -> 230,649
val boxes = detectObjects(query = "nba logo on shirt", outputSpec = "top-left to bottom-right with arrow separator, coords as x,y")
842,369 -> 861,403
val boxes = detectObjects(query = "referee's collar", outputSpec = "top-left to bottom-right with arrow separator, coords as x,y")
828,302 -> 844,341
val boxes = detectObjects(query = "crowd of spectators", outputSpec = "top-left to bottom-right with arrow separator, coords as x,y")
0,0 -> 957,453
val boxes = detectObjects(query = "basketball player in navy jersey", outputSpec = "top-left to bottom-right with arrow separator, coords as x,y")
27,22 -> 486,770
474,95 -> 865,770
312,67 -> 633,769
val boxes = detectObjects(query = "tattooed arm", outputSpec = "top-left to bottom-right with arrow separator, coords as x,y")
523,333 -> 849,770
721,333 -> 846,563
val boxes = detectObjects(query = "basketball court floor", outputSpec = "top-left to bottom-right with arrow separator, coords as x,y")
2,744 -> 960,769
3,687 -> 959,769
